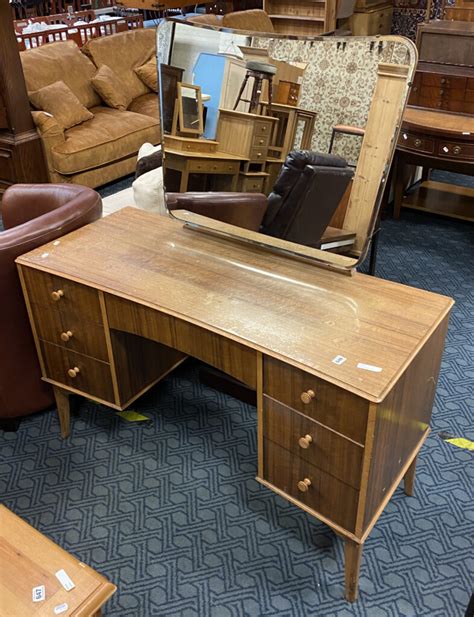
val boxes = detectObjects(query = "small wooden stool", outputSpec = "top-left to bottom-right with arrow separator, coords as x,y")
233,60 -> 277,114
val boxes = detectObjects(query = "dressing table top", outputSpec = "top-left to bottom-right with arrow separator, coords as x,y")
17,208 -> 453,403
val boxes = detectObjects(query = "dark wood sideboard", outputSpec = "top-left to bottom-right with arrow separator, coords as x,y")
0,1 -> 48,199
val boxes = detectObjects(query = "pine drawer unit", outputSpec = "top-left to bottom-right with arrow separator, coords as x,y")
17,208 -> 454,603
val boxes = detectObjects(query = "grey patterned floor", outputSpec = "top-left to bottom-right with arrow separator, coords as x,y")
1,209 -> 473,616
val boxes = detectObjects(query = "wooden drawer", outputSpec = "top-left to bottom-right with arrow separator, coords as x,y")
188,160 -> 239,174
249,146 -> 268,162
238,175 -> 266,192
420,73 -> 466,90
465,89 -> 474,103
420,87 -> 466,102
398,131 -> 435,155
254,121 -> 272,136
350,5 -> 393,36
263,439 -> 359,532
437,141 -> 474,161
40,341 -> 115,403
264,397 -> 364,489
22,268 -> 102,324
30,304 -> 109,362
263,356 -> 368,444
252,133 -> 271,148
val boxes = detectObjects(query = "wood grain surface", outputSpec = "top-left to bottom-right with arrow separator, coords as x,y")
16,208 -> 454,403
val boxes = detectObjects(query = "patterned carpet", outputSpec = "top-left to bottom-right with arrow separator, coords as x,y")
1,210 -> 473,616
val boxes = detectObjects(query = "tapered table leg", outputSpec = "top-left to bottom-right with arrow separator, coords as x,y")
404,455 -> 417,496
344,538 -> 363,602
53,386 -> 71,438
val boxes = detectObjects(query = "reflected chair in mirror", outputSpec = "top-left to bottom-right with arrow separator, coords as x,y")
233,60 -> 277,114
0,184 -> 102,430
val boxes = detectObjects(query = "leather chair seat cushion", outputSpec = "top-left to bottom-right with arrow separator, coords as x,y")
51,107 -> 160,175
82,29 -> 156,102
128,93 -> 159,119
20,40 -> 102,109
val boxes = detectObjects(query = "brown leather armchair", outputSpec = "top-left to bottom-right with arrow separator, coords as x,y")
0,184 -> 102,425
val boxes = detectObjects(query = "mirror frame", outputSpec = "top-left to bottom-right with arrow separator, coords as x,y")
157,19 -> 418,275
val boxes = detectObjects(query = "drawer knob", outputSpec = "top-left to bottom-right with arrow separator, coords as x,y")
297,478 -> 311,493
300,389 -> 315,404
60,330 -> 73,342
298,434 -> 313,449
67,366 -> 80,378
414,139 -> 422,148
51,289 -> 64,301
259,139 -> 264,145
453,146 -> 462,155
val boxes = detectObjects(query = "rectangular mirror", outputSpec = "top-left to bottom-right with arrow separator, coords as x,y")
157,21 -> 417,274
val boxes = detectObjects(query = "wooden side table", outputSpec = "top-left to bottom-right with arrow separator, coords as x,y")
394,107 -> 474,219
0,505 -> 116,616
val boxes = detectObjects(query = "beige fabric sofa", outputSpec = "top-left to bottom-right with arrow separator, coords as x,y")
20,29 -> 159,188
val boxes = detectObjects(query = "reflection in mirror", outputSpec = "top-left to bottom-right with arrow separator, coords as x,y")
157,21 -> 417,273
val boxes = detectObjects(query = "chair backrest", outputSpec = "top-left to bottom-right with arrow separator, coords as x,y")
0,184 -> 102,418
261,150 -> 354,247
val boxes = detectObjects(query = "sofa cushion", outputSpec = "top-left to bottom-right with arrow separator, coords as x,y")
128,93 -> 159,119
134,56 -> 158,92
50,107 -> 160,175
29,81 -> 94,130
82,29 -> 156,102
91,65 -> 132,111
20,40 -> 101,109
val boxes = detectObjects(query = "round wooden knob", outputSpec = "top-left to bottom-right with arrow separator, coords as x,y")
259,139 -> 264,145
414,139 -> 422,148
298,434 -> 313,449
257,153 -> 262,158
51,289 -> 64,301
60,330 -> 73,342
297,478 -> 311,493
453,145 -> 462,155
300,389 -> 315,404
67,367 -> 80,378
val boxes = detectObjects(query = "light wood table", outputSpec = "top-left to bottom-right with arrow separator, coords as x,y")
0,505 -> 116,616
164,148 -> 247,192
16,208 -> 453,602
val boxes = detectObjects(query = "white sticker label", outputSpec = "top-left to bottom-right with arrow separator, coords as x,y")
32,585 -> 45,602
332,355 -> 347,365
54,603 -> 68,614
357,362 -> 382,373
55,569 -> 75,591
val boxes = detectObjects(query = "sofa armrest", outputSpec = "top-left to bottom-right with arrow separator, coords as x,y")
31,111 -> 65,142
167,192 -> 268,232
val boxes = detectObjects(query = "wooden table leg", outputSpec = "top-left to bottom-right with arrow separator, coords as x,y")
179,165 -> 190,192
53,386 -> 71,439
344,538 -> 363,602
393,152 -> 405,220
404,455 -> 417,496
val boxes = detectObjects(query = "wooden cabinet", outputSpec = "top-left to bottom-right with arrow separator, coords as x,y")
264,0 -> 336,35
350,3 -> 393,35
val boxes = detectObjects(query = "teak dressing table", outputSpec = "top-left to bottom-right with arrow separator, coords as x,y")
16,208 -> 454,602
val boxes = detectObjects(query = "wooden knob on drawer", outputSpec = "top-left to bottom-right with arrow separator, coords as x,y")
300,389 -> 315,404
259,139 -> 264,145
414,139 -> 422,148
67,367 -> 80,378
51,289 -> 64,301
60,330 -> 73,342
297,478 -> 311,493
453,145 -> 462,155
298,434 -> 313,449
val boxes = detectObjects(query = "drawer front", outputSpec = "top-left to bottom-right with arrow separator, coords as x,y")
263,356 -> 369,444
40,341 -> 115,403
30,304 -> 109,361
22,268 -> 102,325
189,160 -> 239,174
264,397 -> 364,489
254,121 -> 272,136
437,141 -> 474,161
252,133 -> 271,148
398,131 -> 435,154
239,176 -> 266,192
263,439 -> 359,532
420,73 -> 467,90
420,86 -> 466,102
249,146 -> 268,162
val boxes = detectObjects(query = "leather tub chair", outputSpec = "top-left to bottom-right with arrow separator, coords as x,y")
0,184 -> 102,428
